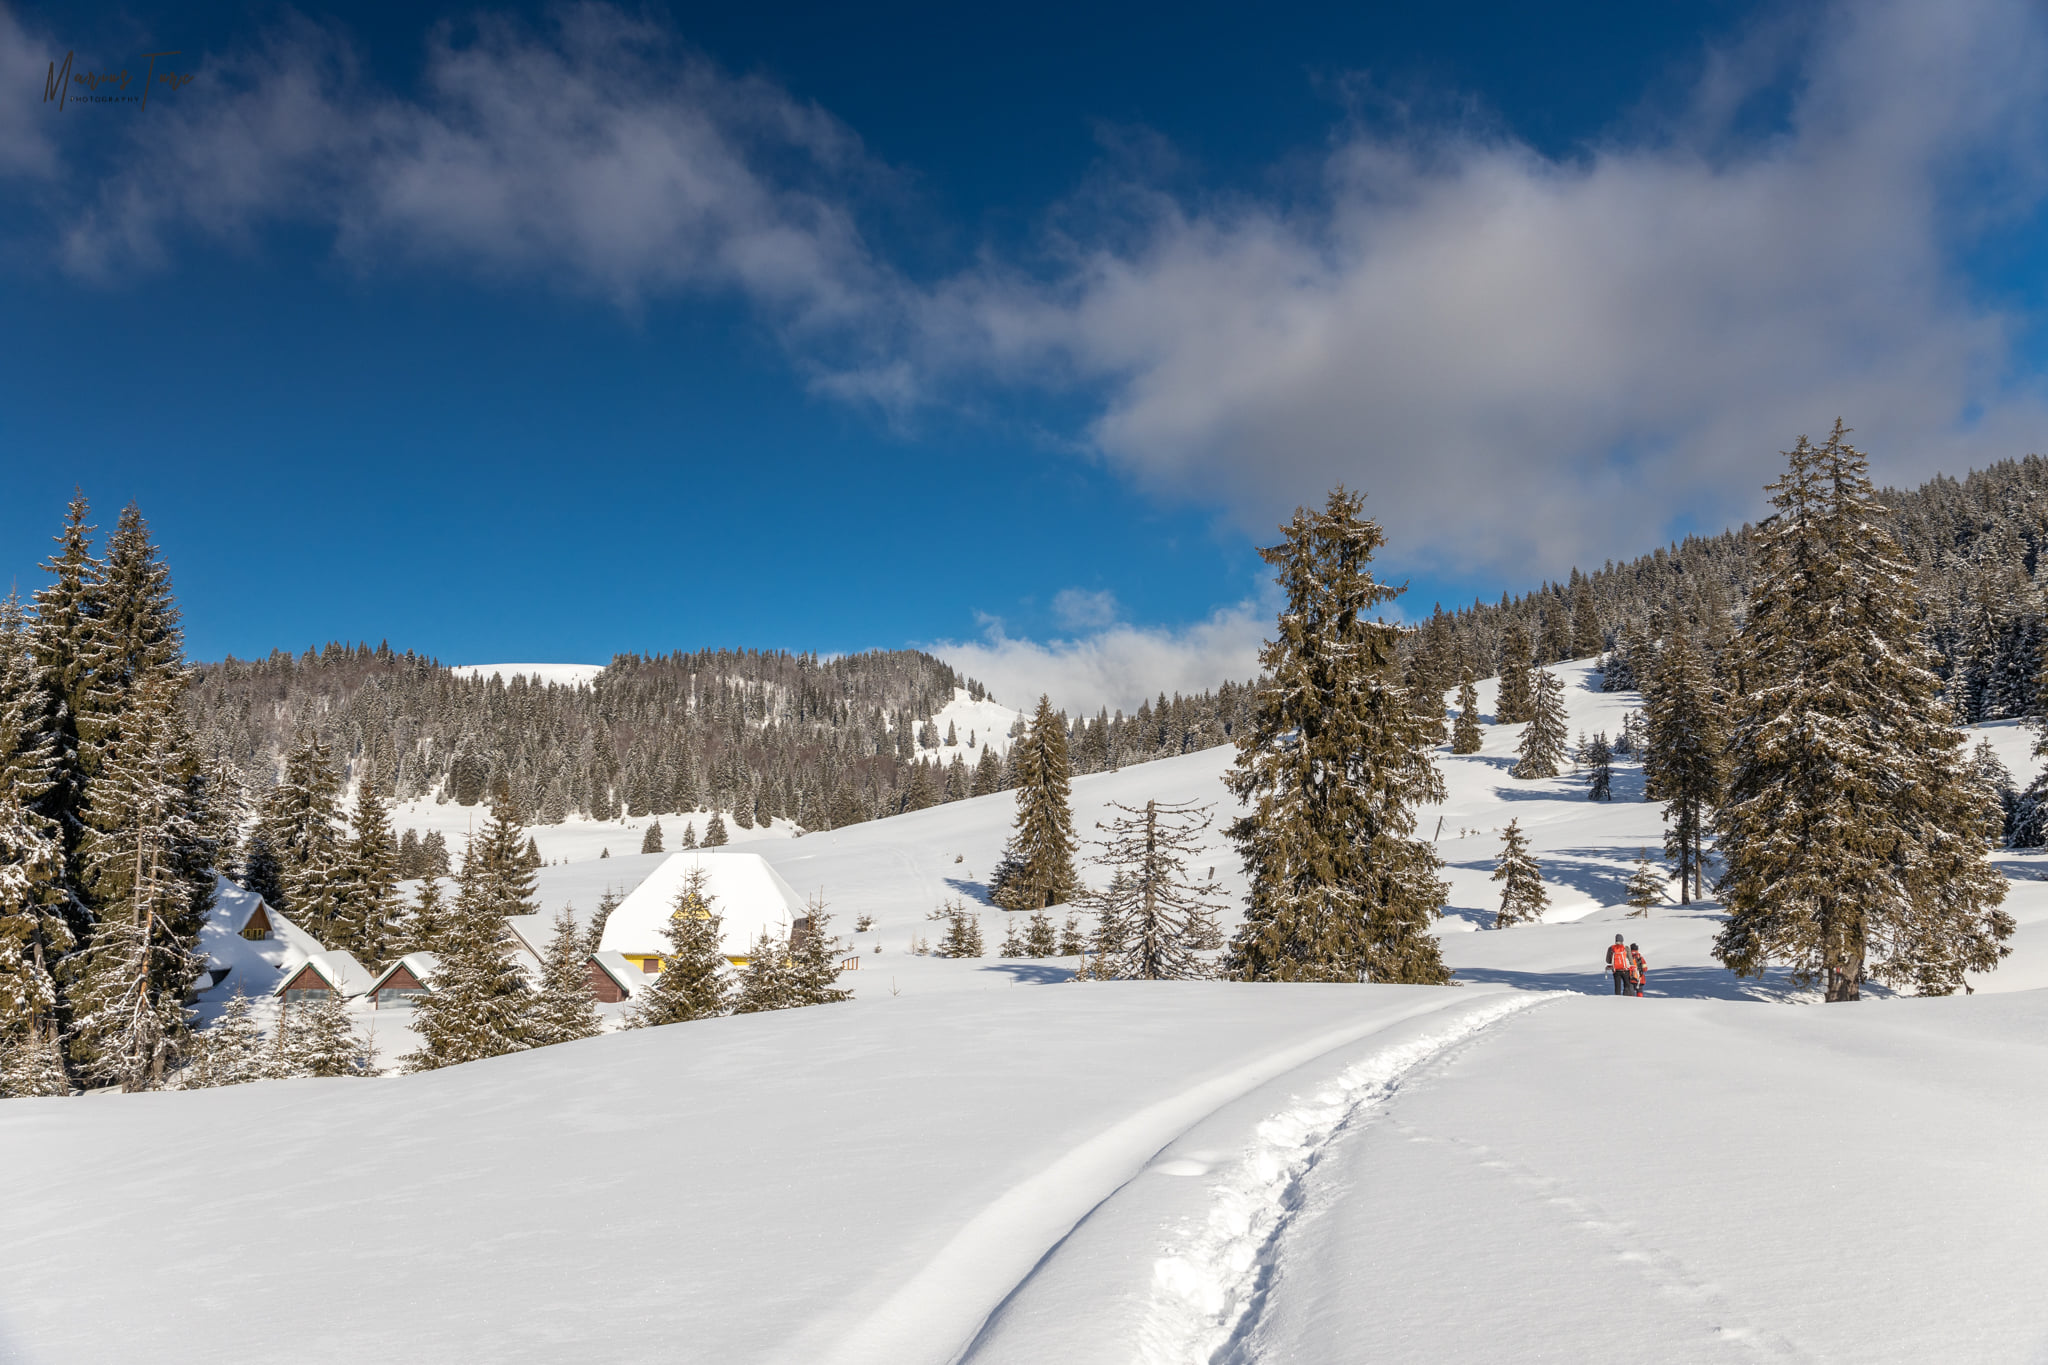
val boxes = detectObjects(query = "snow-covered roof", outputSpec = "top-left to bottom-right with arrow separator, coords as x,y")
365,952 -> 440,995
598,851 -> 808,960
208,876 -> 324,957
588,950 -> 645,999
273,951 -> 376,999
502,915 -> 550,958
196,875 -> 329,1007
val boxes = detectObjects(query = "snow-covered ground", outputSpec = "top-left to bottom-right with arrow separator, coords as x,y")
8,659 -> 2048,1364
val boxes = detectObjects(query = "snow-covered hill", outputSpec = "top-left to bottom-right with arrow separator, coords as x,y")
449,662 -> 606,687
9,658 -> 2048,1364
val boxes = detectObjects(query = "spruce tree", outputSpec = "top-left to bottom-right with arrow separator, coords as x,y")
1584,732 -> 1613,801
1450,677 -> 1483,754
787,894 -> 851,1006
1512,667 -> 1569,779
534,906 -> 603,1046
1625,851 -> 1664,917
1225,489 -> 1450,985
282,991 -> 368,1078
402,820 -> 540,1070
262,733 -> 347,940
67,673 -> 211,1090
584,888 -> 622,956
625,868 -> 731,1026
641,819 -> 664,854
401,875 -> 451,956
1495,622 -> 1535,723
997,915 -> 1026,957
702,812 -> 729,846
181,990 -> 268,1088
333,775 -> 399,966
1490,820 -> 1547,928
1715,423 -> 2011,1000
930,898 -> 984,957
1642,627 -> 1724,902
1082,799 -> 1225,980
1022,909 -> 1059,957
0,591 -> 69,1058
733,931 -> 800,1013
1570,576 -> 1604,658
1,1017 -> 71,1096
990,695 -> 1079,911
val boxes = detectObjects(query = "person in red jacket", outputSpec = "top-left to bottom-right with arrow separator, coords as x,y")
1629,943 -> 1647,997
1605,934 -> 1633,995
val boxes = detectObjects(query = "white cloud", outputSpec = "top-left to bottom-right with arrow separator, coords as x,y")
35,9 -> 895,331
927,602 -> 1266,715
898,0 -> 2048,581
0,8 -> 59,179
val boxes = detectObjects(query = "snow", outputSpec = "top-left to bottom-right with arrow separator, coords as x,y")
448,662 -> 606,687
10,657 -> 2048,1363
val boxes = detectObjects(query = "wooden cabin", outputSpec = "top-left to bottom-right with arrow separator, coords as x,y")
364,952 -> 439,1010
586,951 -> 643,1003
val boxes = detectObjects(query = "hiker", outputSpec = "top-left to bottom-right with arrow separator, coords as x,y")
1629,943 -> 1647,997
1605,934 -> 1633,995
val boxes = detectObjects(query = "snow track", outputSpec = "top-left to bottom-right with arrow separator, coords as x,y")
791,992 -> 1537,1365
1138,992 -> 1559,1365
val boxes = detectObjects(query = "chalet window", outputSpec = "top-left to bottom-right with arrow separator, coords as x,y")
239,920 -> 268,941
377,987 -> 425,1008
640,956 -> 661,973
284,987 -> 330,1006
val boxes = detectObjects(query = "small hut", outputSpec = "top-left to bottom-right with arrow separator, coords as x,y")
363,952 -> 439,1009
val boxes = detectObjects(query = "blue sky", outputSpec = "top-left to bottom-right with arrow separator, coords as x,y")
4,0 -> 2047,710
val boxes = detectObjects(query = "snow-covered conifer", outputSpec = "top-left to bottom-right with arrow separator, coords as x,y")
732,931 -> 799,1013
0,1019 -> 70,1097
1584,732 -> 1613,802
997,914 -> 1026,957
1490,820 -> 1547,928
1513,668 -> 1569,779
1082,799 -> 1225,980
989,696 -> 1079,911
1450,677 -> 1483,755
787,894 -> 851,1007
1715,423 -> 2011,1000
702,812 -> 728,846
625,868 -> 731,1027
641,819 -> 664,854
534,906 -> 602,1046
584,888 -> 621,956
331,775 -> 399,967
1022,909 -> 1058,958
261,732 -> 347,941
1495,623 -> 1535,723
402,823 -> 540,1069
930,898 -> 984,957
182,990 -> 267,1088
1625,851 -> 1664,917
283,991 -> 367,1078
1225,489 -> 1450,985
1057,914 -> 1086,956
1642,627 -> 1724,902
0,591 -> 68,1055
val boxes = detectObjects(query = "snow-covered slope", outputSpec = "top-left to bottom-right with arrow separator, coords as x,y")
9,657 -> 2048,1365
449,662 -> 606,687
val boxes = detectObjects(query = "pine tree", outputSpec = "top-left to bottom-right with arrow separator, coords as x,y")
282,990 -> 367,1078
733,931 -> 802,1013
1584,732 -> 1613,801
1490,820 -> 1547,928
1450,677 -> 1483,754
0,1018 -> 70,1096
1625,850 -> 1664,917
641,819 -> 664,854
584,888 -> 622,956
1512,667 -> 1568,779
625,868 -> 731,1027
332,775 -> 399,966
1570,576 -> 1604,658
1022,909 -> 1058,957
1643,627 -> 1725,902
997,914 -> 1026,957
67,673 -> 211,1091
702,812 -> 728,847
180,990 -> 268,1088
1058,914 -> 1086,956
0,591 -> 69,1057
1715,423 -> 2011,1000
1082,799 -> 1225,980
930,898 -> 984,957
402,821 -> 540,1069
972,744 -> 1003,796
400,875 -> 451,956
1225,489 -> 1451,985
262,732 -> 347,941
989,695 -> 1079,911
787,893 -> 851,1006
534,906 -> 603,1046
1495,622 -> 1535,723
